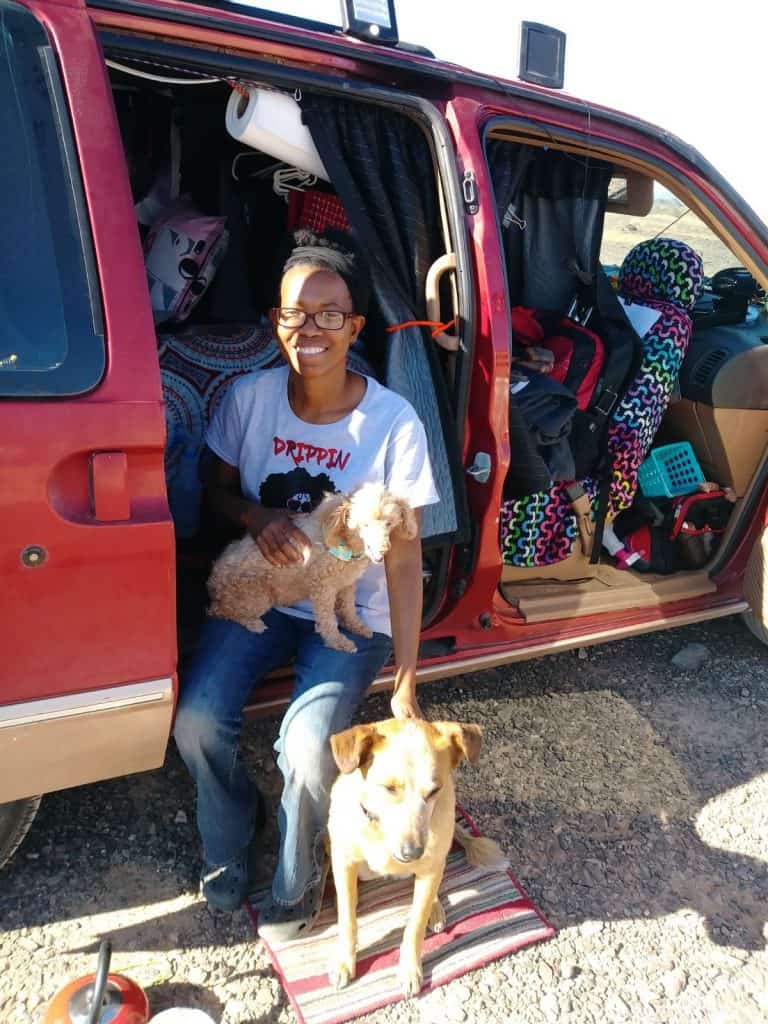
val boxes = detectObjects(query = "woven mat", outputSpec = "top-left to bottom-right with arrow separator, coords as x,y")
248,809 -> 554,1024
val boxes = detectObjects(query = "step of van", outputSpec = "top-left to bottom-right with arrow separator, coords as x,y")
500,564 -> 716,623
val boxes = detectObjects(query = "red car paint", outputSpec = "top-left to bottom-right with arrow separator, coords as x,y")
3,0 -> 175,707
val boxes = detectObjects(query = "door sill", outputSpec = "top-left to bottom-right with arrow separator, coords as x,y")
500,564 -> 717,624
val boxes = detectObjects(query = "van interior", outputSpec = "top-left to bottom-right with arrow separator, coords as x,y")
108,52 -> 471,660
105,43 -> 768,650
486,126 -> 768,623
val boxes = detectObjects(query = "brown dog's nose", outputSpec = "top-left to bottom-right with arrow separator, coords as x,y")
397,841 -> 424,862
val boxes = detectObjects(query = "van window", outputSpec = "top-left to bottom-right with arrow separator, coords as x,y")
0,0 -> 104,396
601,184 -> 736,278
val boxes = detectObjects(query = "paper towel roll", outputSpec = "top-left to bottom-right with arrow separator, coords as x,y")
225,87 -> 329,181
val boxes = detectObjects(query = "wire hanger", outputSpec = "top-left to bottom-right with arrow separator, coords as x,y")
272,167 -> 318,198
231,153 -> 285,182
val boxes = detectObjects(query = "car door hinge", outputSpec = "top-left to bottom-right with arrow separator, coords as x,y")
461,170 -> 479,215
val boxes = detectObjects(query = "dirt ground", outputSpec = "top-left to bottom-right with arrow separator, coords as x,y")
1,615 -> 767,1024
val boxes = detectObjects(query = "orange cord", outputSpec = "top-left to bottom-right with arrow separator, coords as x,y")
386,319 -> 456,339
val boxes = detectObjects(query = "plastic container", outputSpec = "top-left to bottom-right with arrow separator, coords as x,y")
150,1011 -> 216,1023
637,442 -> 705,498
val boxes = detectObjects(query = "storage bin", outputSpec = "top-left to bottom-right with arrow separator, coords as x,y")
638,442 -> 705,498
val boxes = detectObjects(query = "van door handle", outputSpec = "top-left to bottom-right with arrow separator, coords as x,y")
425,253 -> 459,352
89,452 -> 131,521
466,452 -> 491,483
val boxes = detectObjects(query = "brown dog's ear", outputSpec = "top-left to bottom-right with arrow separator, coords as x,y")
393,499 -> 419,541
433,722 -> 483,768
331,723 -> 381,774
322,495 -> 350,550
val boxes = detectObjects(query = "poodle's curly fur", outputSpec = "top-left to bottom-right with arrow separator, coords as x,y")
207,483 -> 417,652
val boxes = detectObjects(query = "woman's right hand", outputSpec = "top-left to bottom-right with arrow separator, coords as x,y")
244,505 -> 312,568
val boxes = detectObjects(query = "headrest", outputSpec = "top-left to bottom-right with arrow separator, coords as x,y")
618,237 -> 704,312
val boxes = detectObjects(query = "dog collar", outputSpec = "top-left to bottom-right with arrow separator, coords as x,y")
327,543 -> 366,562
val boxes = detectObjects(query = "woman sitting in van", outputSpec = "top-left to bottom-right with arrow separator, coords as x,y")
173,229 -> 439,941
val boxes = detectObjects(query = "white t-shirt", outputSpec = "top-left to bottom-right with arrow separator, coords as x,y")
205,365 -> 439,635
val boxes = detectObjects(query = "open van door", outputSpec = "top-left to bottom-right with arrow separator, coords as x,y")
0,0 -> 176,810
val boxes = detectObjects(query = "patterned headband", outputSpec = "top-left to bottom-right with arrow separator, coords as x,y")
287,245 -> 354,274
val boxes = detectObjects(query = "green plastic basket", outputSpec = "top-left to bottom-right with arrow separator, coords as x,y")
637,442 -> 704,498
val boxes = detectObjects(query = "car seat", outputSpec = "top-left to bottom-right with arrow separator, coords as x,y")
501,237 -> 705,574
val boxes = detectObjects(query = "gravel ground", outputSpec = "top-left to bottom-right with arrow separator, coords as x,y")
1,616 -> 767,1024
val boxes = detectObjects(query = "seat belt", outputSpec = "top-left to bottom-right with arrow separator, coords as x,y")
565,267 -> 643,563
565,482 -> 595,558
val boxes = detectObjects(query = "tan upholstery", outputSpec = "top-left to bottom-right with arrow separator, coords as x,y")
500,537 -> 599,583
659,400 -> 768,497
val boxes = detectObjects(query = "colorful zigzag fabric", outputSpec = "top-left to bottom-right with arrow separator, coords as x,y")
501,238 -> 704,567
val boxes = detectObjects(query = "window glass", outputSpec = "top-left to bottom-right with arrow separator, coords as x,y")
601,183 -> 736,278
0,0 -> 104,395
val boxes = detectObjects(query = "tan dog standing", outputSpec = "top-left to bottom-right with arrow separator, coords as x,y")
207,483 -> 416,652
327,718 -> 507,997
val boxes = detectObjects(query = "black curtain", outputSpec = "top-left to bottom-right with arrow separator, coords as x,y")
487,139 -> 613,313
300,95 -> 442,316
486,139 -> 535,223
300,94 -> 466,543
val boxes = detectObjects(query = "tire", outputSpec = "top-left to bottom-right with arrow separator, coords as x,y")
742,526 -> 768,645
0,796 -> 42,870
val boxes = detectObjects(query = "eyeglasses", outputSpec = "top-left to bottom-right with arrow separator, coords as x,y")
271,308 -> 357,331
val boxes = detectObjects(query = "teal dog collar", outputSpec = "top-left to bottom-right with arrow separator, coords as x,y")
327,543 -> 367,562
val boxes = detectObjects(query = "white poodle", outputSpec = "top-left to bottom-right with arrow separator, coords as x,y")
207,483 -> 417,652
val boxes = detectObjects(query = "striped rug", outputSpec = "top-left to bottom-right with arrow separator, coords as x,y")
248,809 -> 554,1024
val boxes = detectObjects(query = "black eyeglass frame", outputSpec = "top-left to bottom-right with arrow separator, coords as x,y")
270,307 -> 359,331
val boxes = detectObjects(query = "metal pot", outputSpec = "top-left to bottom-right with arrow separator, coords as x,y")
43,939 -> 150,1024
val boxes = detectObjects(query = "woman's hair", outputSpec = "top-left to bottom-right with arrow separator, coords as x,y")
280,228 -> 372,315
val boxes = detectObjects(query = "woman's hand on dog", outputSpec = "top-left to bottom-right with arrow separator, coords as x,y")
245,505 -> 312,567
390,671 -> 423,720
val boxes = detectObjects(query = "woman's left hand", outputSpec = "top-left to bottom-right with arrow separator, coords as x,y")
390,680 -> 423,721
385,520 -> 424,722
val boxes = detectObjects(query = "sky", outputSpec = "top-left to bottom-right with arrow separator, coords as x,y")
235,0 -> 767,222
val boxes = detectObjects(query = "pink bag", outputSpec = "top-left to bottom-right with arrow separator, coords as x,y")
144,199 -> 229,323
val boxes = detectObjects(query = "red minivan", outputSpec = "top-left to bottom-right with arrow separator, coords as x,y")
2,0 -> 767,867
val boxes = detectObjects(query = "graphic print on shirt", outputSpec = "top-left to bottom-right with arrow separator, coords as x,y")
273,434 -> 352,471
258,466 -> 338,513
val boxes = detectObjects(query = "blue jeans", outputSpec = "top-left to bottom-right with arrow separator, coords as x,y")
173,610 -> 391,905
